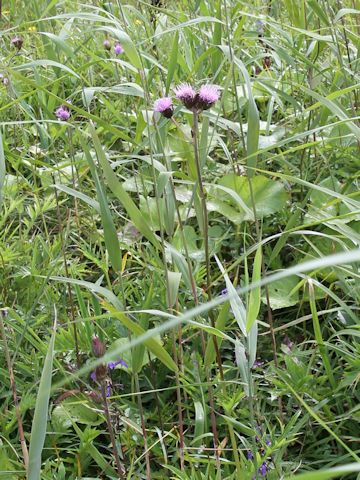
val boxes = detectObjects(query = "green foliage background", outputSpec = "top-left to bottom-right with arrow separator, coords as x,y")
0,0 -> 360,479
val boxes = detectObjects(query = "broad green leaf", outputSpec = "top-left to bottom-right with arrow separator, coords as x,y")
52,399 -> 102,428
262,276 -> 299,310
218,174 -> 288,220
152,16 -> 223,40
38,32 -> 73,57
235,338 -> 249,394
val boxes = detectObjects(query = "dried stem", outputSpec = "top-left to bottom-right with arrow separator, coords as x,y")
100,382 -> 126,478
0,309 -> 29,471
134,373 -> 152,479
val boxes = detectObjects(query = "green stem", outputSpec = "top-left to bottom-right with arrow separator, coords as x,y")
192,111 -> 211,296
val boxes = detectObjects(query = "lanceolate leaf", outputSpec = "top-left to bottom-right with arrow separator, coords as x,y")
87,127 -> 160,250
81,129 -> 122,273
28,316 -> 56,480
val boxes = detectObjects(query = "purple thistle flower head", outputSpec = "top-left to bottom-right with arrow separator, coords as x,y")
108,359 -> 128,370
11,36 -> 23,50
198,84 -> 220,110
174,83 -> 197,109
154,97 -> 173,119
55,106 -> 70,121
259,461 -> 268,476
114,42 -> 124,55
103,39 -> 111,51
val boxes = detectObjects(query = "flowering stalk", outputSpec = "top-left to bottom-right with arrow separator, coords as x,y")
192,110 -> 211,295
100,382 -> 126,478
152,95 -> 187,470
54,105 -> 81,369
140,69 -> 186,474
173,84 -> 224,468
92,337 -> 126,477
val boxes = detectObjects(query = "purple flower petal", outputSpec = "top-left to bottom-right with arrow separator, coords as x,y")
247,449 -> 254,460
55,106 -> 70,121
114,43 -> 124,55
154,97 -> 173,113
259,461 -> 268,476
174,83 -> 196,101
108,359 -> 128,369
198,84 -> 220,106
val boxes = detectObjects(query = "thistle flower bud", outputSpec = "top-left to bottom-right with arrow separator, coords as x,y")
11,36 -> 23,50
263,56 -> 272,69
103,39 -> 111,51
92,335 -> 106,358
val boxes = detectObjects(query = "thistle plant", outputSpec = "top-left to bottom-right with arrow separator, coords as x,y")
174,83 -> 220,295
